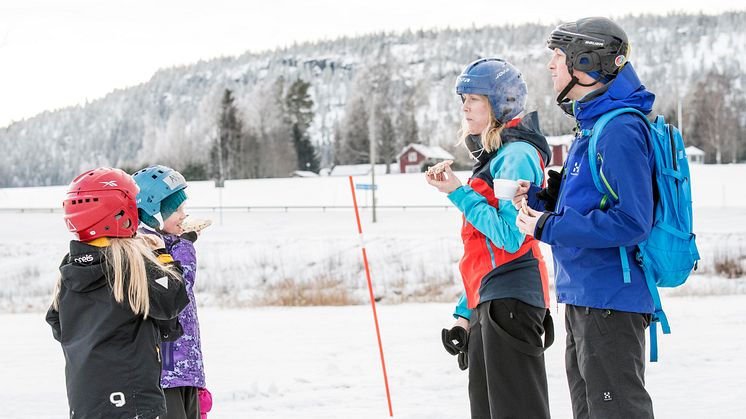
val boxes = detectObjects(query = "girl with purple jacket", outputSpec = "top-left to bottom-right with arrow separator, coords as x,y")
133,165 -> 210,419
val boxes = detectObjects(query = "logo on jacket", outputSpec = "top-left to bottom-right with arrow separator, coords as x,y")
603,391 -> 613,401
570,161 -> 581,176
110,392 -> 126,407
155,276 -> 169,289
73,254 -> 94,264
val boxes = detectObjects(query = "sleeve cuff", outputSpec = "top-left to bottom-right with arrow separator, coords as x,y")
447,185 -> 470,205
453,310 -> 471,321
534,212 -> 552,241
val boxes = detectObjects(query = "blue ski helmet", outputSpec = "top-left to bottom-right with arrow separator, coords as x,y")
132,165 -> 187,217
455,58 -> 528,126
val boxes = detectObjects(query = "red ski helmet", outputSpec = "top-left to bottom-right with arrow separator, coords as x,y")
63,168 -> 140,241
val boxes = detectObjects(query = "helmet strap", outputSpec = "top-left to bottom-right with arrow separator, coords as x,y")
555,68 -> 600,105
556,74 -> 578,105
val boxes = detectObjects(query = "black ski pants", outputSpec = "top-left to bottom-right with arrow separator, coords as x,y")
564,305 -> 654,419
163,386 -> 201,419
468,298 -> 554,419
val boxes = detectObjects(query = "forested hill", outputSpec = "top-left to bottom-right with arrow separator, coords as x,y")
2,12 -> 744,186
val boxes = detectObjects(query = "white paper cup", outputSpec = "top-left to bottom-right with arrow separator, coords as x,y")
493,179 -> 520,200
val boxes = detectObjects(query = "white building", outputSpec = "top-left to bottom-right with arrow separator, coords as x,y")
686,146 -> 705,164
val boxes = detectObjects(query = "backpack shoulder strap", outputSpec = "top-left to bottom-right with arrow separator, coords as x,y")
587,107 -> 651,197
587,108 -> 651,285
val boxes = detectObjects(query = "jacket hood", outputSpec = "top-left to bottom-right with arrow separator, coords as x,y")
572,63 -> 655,127
60,240 -> 109,293
469,111 -> 551,172
501,111 -> 551,166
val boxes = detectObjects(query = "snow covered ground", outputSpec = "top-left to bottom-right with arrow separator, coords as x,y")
2,165 -> 746,311
0,164 -> 745,417
2,297 -> 745,418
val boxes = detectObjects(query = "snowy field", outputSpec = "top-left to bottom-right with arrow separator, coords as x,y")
2,298 -> 746,418
1,165 -> 745,417
2,165 -> 746,311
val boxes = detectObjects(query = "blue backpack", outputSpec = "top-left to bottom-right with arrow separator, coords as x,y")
586,107 -> 700,362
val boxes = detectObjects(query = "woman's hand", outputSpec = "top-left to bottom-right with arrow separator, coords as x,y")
453,315 -> 470,331
511,179 -> 531,210
515,205 -> 544,237
425,163 -> 462,194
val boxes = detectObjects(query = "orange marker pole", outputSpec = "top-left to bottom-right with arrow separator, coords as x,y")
348,176 -> 394,417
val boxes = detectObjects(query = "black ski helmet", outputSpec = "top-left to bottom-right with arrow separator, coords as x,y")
547,17 -> 630,104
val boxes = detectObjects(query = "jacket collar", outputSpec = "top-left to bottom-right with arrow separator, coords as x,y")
569,63 -> 655,129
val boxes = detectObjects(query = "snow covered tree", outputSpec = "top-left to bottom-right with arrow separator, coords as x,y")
285,78 -> 319,172
339,98 -> 370,164
212,88 -> 243,180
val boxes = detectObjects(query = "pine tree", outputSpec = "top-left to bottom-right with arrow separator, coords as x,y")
340,98 -> 370,164
285,78 -> 319,172
212,88 -> 243,180
376,108 -> 397,173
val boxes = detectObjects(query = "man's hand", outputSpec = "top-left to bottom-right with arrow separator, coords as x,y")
536,169 -> 563,211
516,206 -> 545,237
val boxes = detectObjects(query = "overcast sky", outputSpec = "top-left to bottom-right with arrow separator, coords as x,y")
0,0 -> 742,127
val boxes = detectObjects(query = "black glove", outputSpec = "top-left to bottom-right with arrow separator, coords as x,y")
441,326 -> 469,370
180,231 -> 199,243
536,169 -> 563,212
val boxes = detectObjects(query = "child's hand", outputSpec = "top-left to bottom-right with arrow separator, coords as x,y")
180,231 -> 199,243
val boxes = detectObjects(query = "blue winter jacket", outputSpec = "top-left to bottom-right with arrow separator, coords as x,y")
529,63 -> 656,314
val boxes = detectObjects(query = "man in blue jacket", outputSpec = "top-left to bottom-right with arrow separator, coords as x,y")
514,17 -> 656,418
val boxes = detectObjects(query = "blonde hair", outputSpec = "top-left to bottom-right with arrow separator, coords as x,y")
457,96 -> 507,154
51,236 -> 178,318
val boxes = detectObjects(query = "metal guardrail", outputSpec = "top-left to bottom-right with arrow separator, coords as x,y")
0,205 -> 455,213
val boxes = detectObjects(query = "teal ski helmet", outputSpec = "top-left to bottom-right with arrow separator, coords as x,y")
132,165 -> 187,225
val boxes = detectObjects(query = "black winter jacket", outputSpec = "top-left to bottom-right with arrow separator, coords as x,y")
46,240 -> 189,419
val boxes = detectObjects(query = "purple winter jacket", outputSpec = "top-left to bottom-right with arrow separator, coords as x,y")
141,226 -> 206,389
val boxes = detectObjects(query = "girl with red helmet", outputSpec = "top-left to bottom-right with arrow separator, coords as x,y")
46,167 -> 189,419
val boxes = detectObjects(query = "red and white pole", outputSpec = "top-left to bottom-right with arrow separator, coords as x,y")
348,176 -> 394,417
